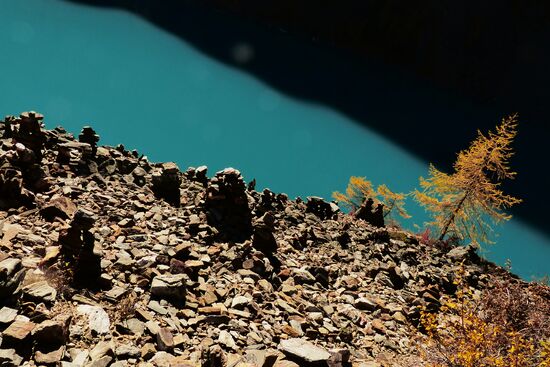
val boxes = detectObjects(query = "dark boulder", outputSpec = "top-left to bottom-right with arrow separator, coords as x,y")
151,162 -> 181,206
355,198 -> 384,228
305,196 -> 339,220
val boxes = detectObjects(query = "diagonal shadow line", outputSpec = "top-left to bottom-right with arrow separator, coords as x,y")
64,0 -> 550,237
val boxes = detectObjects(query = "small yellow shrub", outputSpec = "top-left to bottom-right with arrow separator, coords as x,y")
419,267 -> 550,367
540,341 -> 550,367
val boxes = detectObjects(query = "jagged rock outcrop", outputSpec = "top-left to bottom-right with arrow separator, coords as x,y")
306,196 -> 339,220
152,162 -> 182,207
8,111 -> 46,160
0,112 -> 50,202
355,198 -> 384,228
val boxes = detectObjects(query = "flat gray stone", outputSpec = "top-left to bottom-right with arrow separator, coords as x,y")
145,320 -> 161,335
35,346 -> 64,365
0,258 -> 25,298
115,344 -> 140,358
22,280 -> 57,303
0,307 -> 17,324
448,245 -> 470,260
0,258 -> 21,276
70,349 -> 90,366
104,286 -> 126,301
355,297 -> 377,311
85,355 -> 112,367
279,338 -> 331,363
0,349 -> 23,366
122,318 -> 145,335
151,274 -> 186,300
218,330 -> 236,349
89,341 -> 113,361
147,300 -> 169,315
231,295 -> 250,309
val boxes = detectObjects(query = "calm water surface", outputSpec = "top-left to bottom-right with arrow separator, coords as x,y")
1,0 -> 549,279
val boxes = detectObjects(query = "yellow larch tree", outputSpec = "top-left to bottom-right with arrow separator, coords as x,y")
333,176 -> 410,223
333,176 -> 376,211
414,114 -> 522,244
377,184 -> 411,221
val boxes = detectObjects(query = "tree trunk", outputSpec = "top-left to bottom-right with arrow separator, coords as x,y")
439,191 -> 469,241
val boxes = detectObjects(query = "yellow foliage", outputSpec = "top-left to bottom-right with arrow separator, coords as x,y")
541,340 -> 550,367
414,114 -> 522,244
333,176 -> 376,210
419,266 -> 550,367
377,184 -> 411,220
332,176 -> 410,222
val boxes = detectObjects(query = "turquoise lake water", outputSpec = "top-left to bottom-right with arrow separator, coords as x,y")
1,0 -> 549,279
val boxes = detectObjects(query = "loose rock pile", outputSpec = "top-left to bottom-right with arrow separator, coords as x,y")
0,112 -> 528,366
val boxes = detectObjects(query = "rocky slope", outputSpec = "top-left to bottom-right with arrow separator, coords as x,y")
0,111 -> 531,366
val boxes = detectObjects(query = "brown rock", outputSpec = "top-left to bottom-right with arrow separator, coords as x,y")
273,361 -> 300,367
151,274 -> 187,301
151,162 -> 181,207
32,317 -> 71,347
141,343 -> 156,359
328,348 -> 351,367
2,320 -> 35,343
371,319 -> 386,333
40,194 -> 77,220
34,346 -> 64,365
205,344 -> 227,367
281,324 -> 302,338
157,328 -> 174,351
245,349 -> 279,367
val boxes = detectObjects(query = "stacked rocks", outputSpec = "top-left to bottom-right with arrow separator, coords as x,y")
8,111 -> 46,160
151,162 -> 182,207
0,112 -> 50,195
206,168 -> 253,242
58,208 -> 102,288
78,126 -> 100,158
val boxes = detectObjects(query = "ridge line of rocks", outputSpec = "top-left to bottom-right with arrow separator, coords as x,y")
0,112 -> 512,367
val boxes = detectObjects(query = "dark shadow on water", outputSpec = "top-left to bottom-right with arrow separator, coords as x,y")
64,0 -> 550,236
